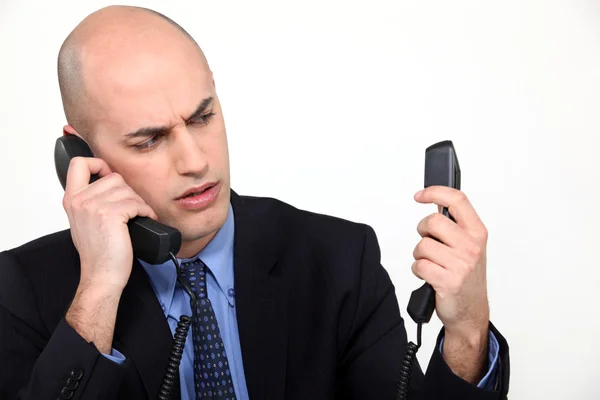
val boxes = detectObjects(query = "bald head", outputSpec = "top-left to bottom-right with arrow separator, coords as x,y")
57,6 -> 209,140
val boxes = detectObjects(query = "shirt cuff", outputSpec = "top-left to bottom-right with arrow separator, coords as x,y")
101,347 -> 126,365
439,329 -> 500,390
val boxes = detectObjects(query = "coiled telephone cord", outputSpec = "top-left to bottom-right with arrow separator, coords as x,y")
157,251 -> 424,400
395,323 -> 422,400
158,252 -> 197,400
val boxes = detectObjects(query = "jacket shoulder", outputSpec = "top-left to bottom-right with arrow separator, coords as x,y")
4,229 -> 77,267
237,194 -> 380,272
238,194 -> 374,239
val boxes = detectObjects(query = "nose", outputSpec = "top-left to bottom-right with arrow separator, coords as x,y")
171,126 -> 208,177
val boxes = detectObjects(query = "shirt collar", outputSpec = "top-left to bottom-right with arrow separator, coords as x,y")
140,203 -> 236,313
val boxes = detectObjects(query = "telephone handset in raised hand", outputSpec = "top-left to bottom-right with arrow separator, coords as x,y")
54,134 -> 192,399
54,134 -> 182,264
396,140 -> 461,400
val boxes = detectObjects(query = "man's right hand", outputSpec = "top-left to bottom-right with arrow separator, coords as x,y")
61,155 -> 157,354
62,156 -> 158,291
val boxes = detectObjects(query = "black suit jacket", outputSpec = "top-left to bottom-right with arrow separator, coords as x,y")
0,190 -> 509,399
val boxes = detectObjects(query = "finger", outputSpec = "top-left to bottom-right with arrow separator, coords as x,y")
95,187 -> 159,220
74,172 -> 128,200
115,200 -> 158,223
65,157 -> 112,197
83,177 -> 138,202
118,196 -> 159,221
413,236 -> 457,269
414,186 -> 483,229
416,212 -> 471,249
411,259 -> 449,288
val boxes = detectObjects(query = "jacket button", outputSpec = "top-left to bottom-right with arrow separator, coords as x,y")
70,368 -> 84,380
59,388 -> 74,399
65,377 -> 79,390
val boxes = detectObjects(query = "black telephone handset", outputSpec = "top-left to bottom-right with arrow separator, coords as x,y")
54,134 -> 182,264
55,134 -> 192,400
407,140 -> 461,324
396,140 -> 461,400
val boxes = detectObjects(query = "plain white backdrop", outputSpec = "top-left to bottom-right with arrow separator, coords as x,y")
1,0 -> 599,398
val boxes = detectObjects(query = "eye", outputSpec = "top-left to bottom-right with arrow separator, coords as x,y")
134,133 -> 164,150
189,112 -> 216,126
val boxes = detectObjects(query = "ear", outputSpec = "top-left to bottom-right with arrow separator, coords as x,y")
62,125 -> 90,144
63,125 -> 78,136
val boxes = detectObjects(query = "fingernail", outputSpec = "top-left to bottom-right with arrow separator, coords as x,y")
415,190 -> 423,198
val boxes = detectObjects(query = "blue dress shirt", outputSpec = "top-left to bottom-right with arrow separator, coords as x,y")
104,204 -> 249,400
102,203 -> 499,393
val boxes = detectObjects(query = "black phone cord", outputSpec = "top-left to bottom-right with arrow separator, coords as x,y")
395,323 -> 422,400
157,252 -> 197,400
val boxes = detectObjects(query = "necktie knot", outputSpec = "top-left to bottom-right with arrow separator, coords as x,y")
179,259 -> 208,300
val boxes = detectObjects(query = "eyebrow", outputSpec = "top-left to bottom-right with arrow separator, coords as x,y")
124,96 -> 214,139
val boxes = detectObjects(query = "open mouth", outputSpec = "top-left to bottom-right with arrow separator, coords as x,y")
182,187 -> 210,198
177,183 -> 216,199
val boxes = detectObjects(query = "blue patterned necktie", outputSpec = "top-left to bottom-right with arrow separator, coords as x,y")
179,259 -> 237,400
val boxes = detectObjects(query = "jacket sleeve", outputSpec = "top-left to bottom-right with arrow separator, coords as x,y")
335,225 -> 510,400
0,250 -> 126,400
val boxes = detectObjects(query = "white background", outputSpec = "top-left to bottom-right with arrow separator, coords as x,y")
1,0 -> 599,398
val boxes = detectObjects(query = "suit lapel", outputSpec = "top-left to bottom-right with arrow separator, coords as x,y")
231,191 -> 289,400
113,260 -> 180,399
111,190 -> 288,400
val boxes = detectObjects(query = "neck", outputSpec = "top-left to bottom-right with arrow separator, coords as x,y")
176,230 -> 217,259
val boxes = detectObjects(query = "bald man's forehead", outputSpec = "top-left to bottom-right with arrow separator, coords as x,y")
81,45 -> 214,140
80,25 -> 210,98
58,6 -> 211,139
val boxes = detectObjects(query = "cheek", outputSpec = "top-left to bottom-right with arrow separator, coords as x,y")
125,167 -> 169,207
210,124 -> 229,162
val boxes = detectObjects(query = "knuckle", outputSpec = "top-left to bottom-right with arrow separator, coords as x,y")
470,227 -> 488,244
415,239 -> 427,256
68,156 -> 83,169
479,226 -> 489,241
422,236 -> 435,251
70,193 -> 84,210
465,240 -> 482,259
108,172 -> 124,185
129,188 -> 142,201
412,259 -> 427,277
415,259 -> 424,270
430,212 -> 445,227
62,194 -> 71,210
411,260 -> 419,275
424,214 -> 436,231
81,199 -> 98,214
455,257 -> 472,273
96,210 -> 110,222
415,237 -> 433,259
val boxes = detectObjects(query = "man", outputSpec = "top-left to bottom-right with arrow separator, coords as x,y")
0,5 -> 509,400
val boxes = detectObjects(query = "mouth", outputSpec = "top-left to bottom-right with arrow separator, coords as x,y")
175,182 -> 218,200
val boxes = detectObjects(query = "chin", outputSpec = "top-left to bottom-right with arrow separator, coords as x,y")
178,201 -> 229,242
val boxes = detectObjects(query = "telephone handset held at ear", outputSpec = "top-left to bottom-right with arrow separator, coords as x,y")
396,140 -> 461,400
54,134 -> 182,265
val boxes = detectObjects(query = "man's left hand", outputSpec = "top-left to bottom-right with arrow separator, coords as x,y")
412,186 -> 489,384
